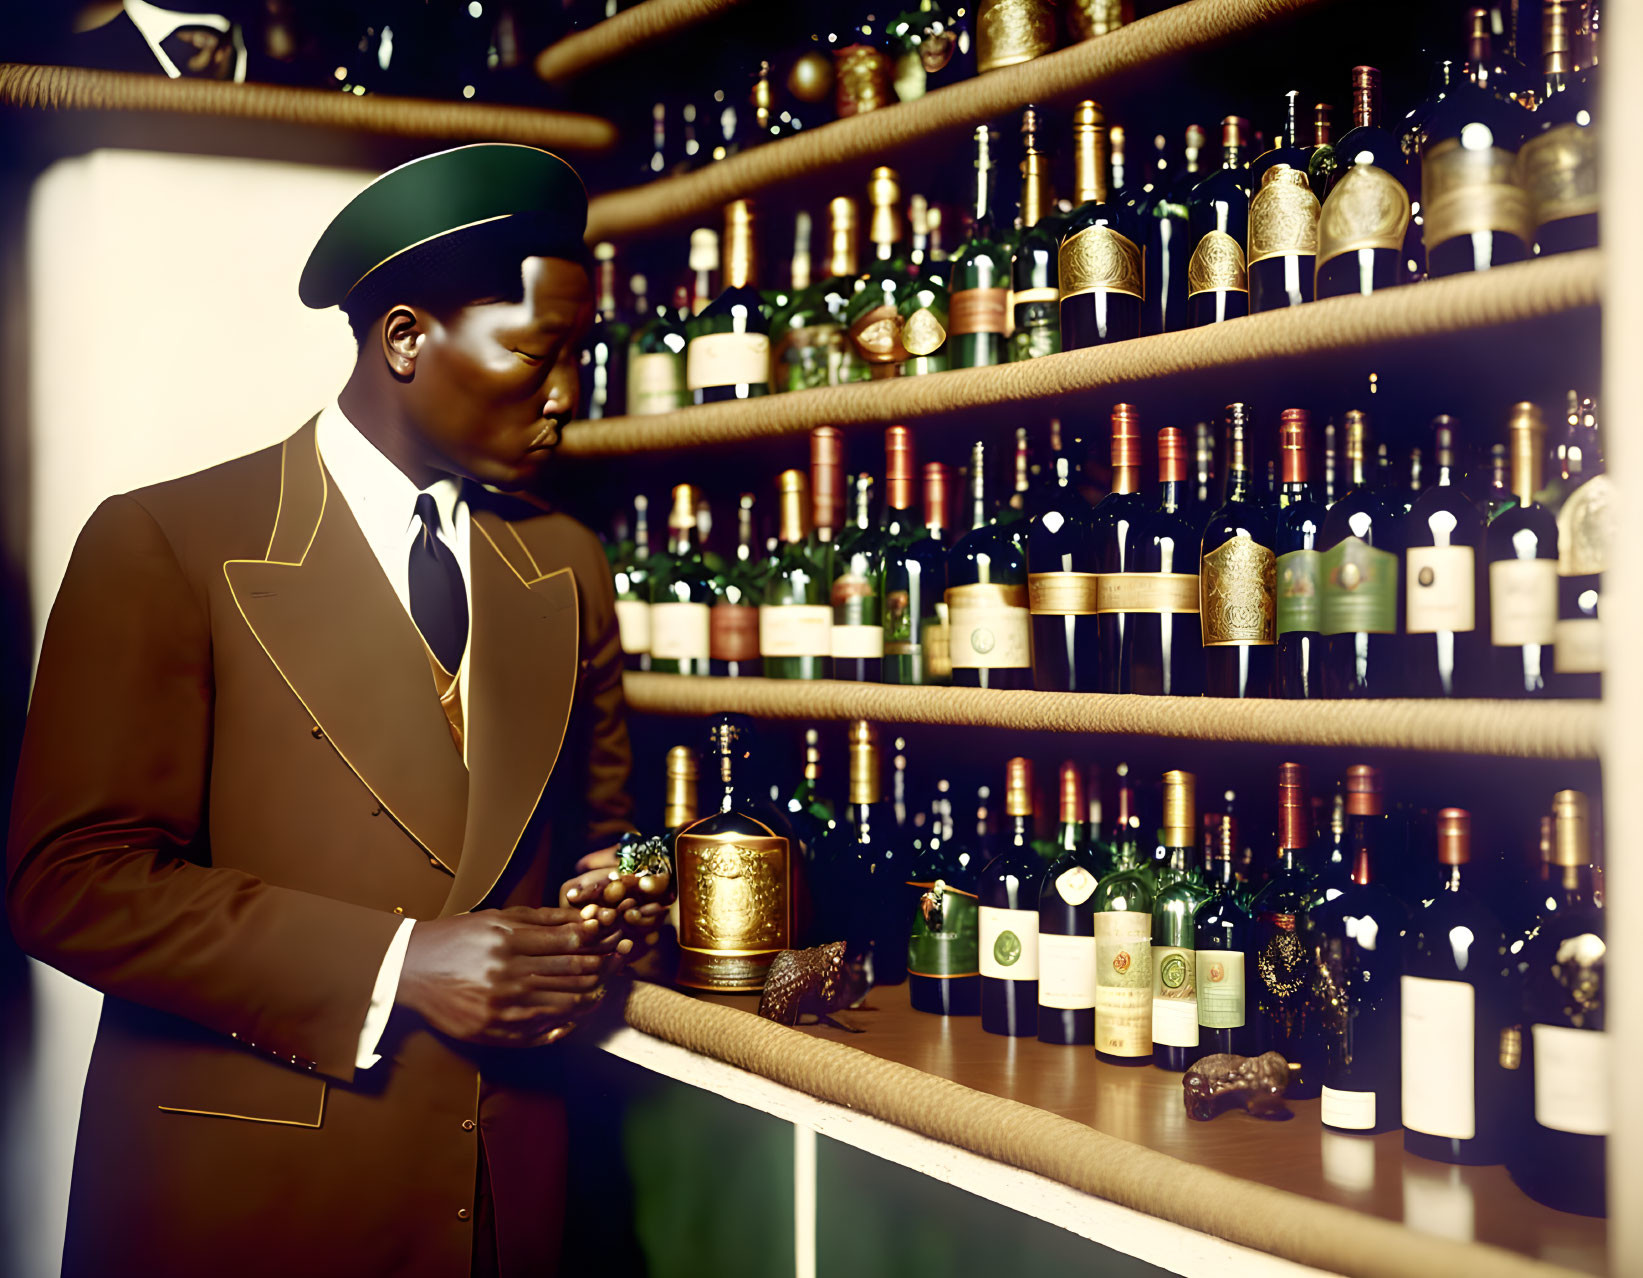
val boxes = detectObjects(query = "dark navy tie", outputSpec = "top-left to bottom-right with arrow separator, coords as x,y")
409,492 -> 468,672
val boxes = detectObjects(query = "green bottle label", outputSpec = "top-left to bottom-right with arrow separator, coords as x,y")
1276,548 -> 1322,635
1196,950 -> 1246,1029
906,881 -> 980,978
1320,536 -> 1398,636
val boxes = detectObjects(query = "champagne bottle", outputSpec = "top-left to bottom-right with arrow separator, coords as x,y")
947,440 -> 1033,689
1058,100 -> 1145,348
688,227 -> 719,315
1152,771 -> 1210,1071
1274,410 -> 1328,699
840,720 -> 908,987
1010,106 -> 1062,361
947,126 -> 1011,368
846,167 -> 912,374
1200,405 -> 1276,698
760,470 -> 833,679
1037,761 -> 1101,1046
1185,116 -> 1252,327
1249,92 -> 1320,313
648,484 -> 716,675
978,757 -> 1041,1038
772,199 -> 860,392
685,200 -> 770,403
1405,416 -> 1487,697
1486,402 -> 1559,696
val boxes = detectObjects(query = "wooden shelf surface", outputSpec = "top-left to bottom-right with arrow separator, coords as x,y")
621,671 -> 1602,760
558,253 -> 1602,458
533,0 -> 752,83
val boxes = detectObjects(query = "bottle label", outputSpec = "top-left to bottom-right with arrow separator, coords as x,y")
685,331 -> 770,391
1186,229 -> 1247,297
906,881 -> 980,978
975,0 -> 1057,72
1152,945 -> 1199,1048
1531,1024 -> 1610,1136
925,607 -> 952,681
1055,865 -> 1098,906
1094,911 -> 1153,1057
1011,286 -> 1059,306
1058,224 -> 1144,301
1200,535 -> 1276,646
1255,912 -> 1309,1041
710,603 -> 760,662
1400,975 -> 1476,1141
946,583 -> 1033,669
1422,138 -> 1533,250
1196,950 -> 1246,1029
649,601 -> 711,661
674,824 -> 791,990
758,604 -> 834,657
1489,559 -> 1558,647
978,905 -> 1040,981
613,598 -> 651,655
1406,545 -> 1476,635
1027,571 -> 1099,616
771,324 -> 847,392
1320,1086 -> 1377,1132
1319,536 -> 1398,636
1554,617 -> 1602,675
1558,474 -> 1611,577
1517,121 -> 1600,231
628,352 -> 687,416
1096,572 -> 1200,614
1037,933 -> 1097,1010
1248,175 -> 1320,265
848,303 -> 910,365
1315,164 -> 1411,267
1276,548 -> 1322,635
831,623 -> 885,659
948,287 -> 1010,337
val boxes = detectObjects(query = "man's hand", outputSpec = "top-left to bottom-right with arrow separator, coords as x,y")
395,906 -> 629,1048
567,843 -> 672,945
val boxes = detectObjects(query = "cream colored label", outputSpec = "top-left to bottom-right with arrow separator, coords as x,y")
1186,229 -> 1247,297
1558,474 -> 1611,577
1554,617 -> 1602,675
1490,559 -> 1557,647
1094,911 -> 1152,1057
1096,572 -> 1200,614
614,598 -> 651,654
1248,172 -> 1320,264
649,601 -> 710,661
1532,1024 -> 1610,1135
979,906 -> 1039,980
758,604 -> 833,657
1401,975 -> 1476,1141
1321,1086 -> 1377,1131
947,584 -> 1032,670
830,623 -> 884,659
1518,121 -> 1600,230
1028,571 -> 1099,616
1152,945 -> 1199,1048
685,331 -> 771,390
1059,224 -> 1144,301
1038,933 -> 1097,1010
1406,545 -> 1476,634
1196,951 -> 1245,1029
628,352 -> 686,415
1423,137 -> 1533,249
1200,535 -> 1276,646
1316,163 -> 1411,267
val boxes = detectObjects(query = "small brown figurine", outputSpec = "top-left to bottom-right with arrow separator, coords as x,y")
1183,1051 -> 1295,1121
756,941 -> 865,1030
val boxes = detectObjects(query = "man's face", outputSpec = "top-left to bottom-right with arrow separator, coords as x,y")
402,255 -> 592,490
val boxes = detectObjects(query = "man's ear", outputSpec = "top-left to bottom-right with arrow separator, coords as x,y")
379,304 -> 427,378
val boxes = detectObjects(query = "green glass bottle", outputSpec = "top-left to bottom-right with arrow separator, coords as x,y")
611,492 -> 653,671
772,198 -> 862,392
760,469 -> 833,679
1010,105 -> 1061,361
648,483 -> 717,676
883,447 -> 952,686
685,199 -> 770,404
626,283 -> 690,417
845,166 -> 913,376
946,126 -> 1011,368
1152,771 -> 1212,1071
710,493 -> 764,677
945,439 -> 1033,689
1093,802 -> 1156,1066
832,472 -> 887,682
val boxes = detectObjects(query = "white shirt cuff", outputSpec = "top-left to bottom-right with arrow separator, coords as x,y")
355,916 -> 416,1070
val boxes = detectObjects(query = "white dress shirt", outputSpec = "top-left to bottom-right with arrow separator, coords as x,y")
316,400 -> 473,1070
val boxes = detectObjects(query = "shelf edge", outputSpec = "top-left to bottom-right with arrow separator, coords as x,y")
534,0 -> 752,83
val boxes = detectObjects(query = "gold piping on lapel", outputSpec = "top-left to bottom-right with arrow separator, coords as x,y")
158,1082 -> 327,1129
505,521 -> 544,579
223,427 -> 458,875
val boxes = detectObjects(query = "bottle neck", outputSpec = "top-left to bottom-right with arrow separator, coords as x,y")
970,146 -> 996,238
1159,478 -> 1187,513
668,525 -> 697,557
1207,856 -> 1237,891
1009,812 -> 1033,849
968,452 -> 990,531
1073,119 -> 1108,205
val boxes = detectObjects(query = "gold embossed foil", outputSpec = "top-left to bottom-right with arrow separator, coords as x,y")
1316,163 -> 1410,268
1065,0 -> 1131,40
1186,229 -> 1247,297
1518,123 -> 1600,231
1059,225 -> 1144,300
676,817 -> 792,991
977,0 -> 1056,71
1248,164 -> 1320,264
1421,136 -> 1533,250
1199,536 -> 1276,645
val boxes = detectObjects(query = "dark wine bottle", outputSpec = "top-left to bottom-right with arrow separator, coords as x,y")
1122,425 -> 1205,696
1137,125 -> 1195,337
1250,90 -> 1310,192
1553,395 -> 1607,697
831,473 -> 886,682
1037,762 -> 1101,1046
1251,762 -> 1323,1099
685,200 -> 770,403
648,484 -> 717,676
1058,100 -> 1144,349
1010,106 -> 1062,361
1185,116 -> 1252,328
1194,811 -> 1256,1057
1092,403 -> 1156,693
947,439 -> 1034,689
577,241 -> 629,419
1316,66 -> 1414,300
1405,416 -> 1488,697
1249,92 -> 1319,312
883,434 -> 947,686
906,787 -> 980,1015
948,126 -> 1011,368
1152,771 -> 1211,1071
1200,404 -> 1276,698
1274,409 -> 1328,699
841,720 -> 907,987
1026,425 -> 1099,691
1486,402 -> 1559,696
979,757 -> 1042,1038
612,494 -> 653,671
1519,0 -> 1599,256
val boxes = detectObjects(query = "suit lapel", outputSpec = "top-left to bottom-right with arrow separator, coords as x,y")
441,507 -> 579,916
224,420 -> 470,870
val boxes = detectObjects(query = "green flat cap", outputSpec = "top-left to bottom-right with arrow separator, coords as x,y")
299,143 -> 588,309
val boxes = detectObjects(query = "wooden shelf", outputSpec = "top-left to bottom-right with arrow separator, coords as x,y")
533,0 -> 753,83
558,252 -> 1601,458
621,672 -> 1601,760
0,63 -> 618,152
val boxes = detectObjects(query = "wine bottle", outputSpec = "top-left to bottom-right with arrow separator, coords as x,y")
948,126 -> 1011,368
711,494 -> 764,677
1091,404 -> 1162,693
979,757 -> 1041,1038
1058,100 -> 1145,349
1248,93 -> 1319,313
1186,116 -> 1252,327
1194,811 -> 1256,1057
686,200 -> 770,404
1508,790 -> 1607,1216
1131,128 -> 1189,337
1152,771 -> 1210,1071
577,241 -> 628,420
1038,761 -> 1101,1046
1274,409 -> 1328,699
1093,789 -> 1155,1065
772,198 -> 859,392
785,727 -> 836,853
999,426 -> 1035,528
906,779 -> 981,1016
611,494 -> 653,670
840,720 -> 907,987
1250,90 -> 1309,192
1405,416 -> 1487,697
846,167 -> 913,374
1024,423 -> 1098,692
809,425 -> 844,588
760,470 -> 833,679
826,474 -> 884,682
1316,66 -> 1414,300
648,484 -> 717,676
1553,394 -> 1607,697
1191,417 -> 1218,523
1125,426 -> 1205,696
1519,0 -> 1599,256
627,284 -> 690,417
947,439 -> 1033,689
1402,808 -> 1511,1164
1486,402 -> 1559,696
1200,404 -> 1276,699
1251,762 -> 1322,1098
884,447 -> 951,686
1010,106 -> 1062,361
1318,409 -> 1404,698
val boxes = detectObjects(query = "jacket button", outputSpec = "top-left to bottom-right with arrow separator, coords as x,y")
311,725 -> 324,739
428,856 -> 440,868
393,906 -> 405,915
370,804 -> 383,817
462,1119 -> 475,1131
457,1208 -> 471,1221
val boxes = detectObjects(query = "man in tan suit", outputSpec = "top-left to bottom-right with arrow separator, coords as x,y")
6,144 -> 664,1276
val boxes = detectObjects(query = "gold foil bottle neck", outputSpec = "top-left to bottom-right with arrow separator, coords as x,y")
1004,757 -> 1034,818
868,166 -> 903,249
1262,163 -> 1311,193
723,199 -> 758,290
1543,0 -> 1571,75
669,483 -> 699,534
789,210 -> 813,292
689,227 -> 720,273
848,719 -> 880,805
1508,401 -> 1546,504
1058,760 -> 1084,825
1223,404 -> 1251,475
1351,65 -> 1382,128
1436,808 -> 1471,865
1345,764 -> 1384,817
827,197 -> 859,277
1019,106 -> 1053,229
885,425 -> 915,511
1551,790 -> 1591,867
1277,761 -> 1310,850
777,469 -> 812,544
664,745 -> 699,829
1071,99 -> 1109,206
1162,770 -> 1196,848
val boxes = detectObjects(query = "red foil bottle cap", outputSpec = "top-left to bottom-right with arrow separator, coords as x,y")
1110,402 -> 1141,467
810,426 -> 843,532
1059,761 -> 1085,825
1436,808 -> 1471,865
1277,761 -> 1310,850
1280,409 -> 1309,484
885,425 -> 915,511
1345,764 -> 1384,817
1158,427 -> 1187,484
922,461 -> 950,530
1221,116 -> 1250,149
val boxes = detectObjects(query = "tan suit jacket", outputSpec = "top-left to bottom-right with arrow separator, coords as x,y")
6,417 -> 634,1277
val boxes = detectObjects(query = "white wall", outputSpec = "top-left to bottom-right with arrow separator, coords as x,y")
11,149 -> 373,1278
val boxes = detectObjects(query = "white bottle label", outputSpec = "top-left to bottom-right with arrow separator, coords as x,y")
648,601 -> 711,661
1400,975 -> 1476,1140
685,331 -> 770,390
1489,558 -> 1558,647
628,351 -> 685,416
613,599 -> 651,655
758,604 -> 833,657
1196,950 -> 1246,1029
1037,933 -> 1096,1010
1321,1086 -> 1377,1131
1405,545 -> 1476,634
946,585 -> 1032,670
830,623 -> 885,659
979,906 -> 1039,981
1094,911 -> 1152,1057
1532,1024 -> 1611,1135
1554,616 -> 1602,675
1151,945 -> 1199,1047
